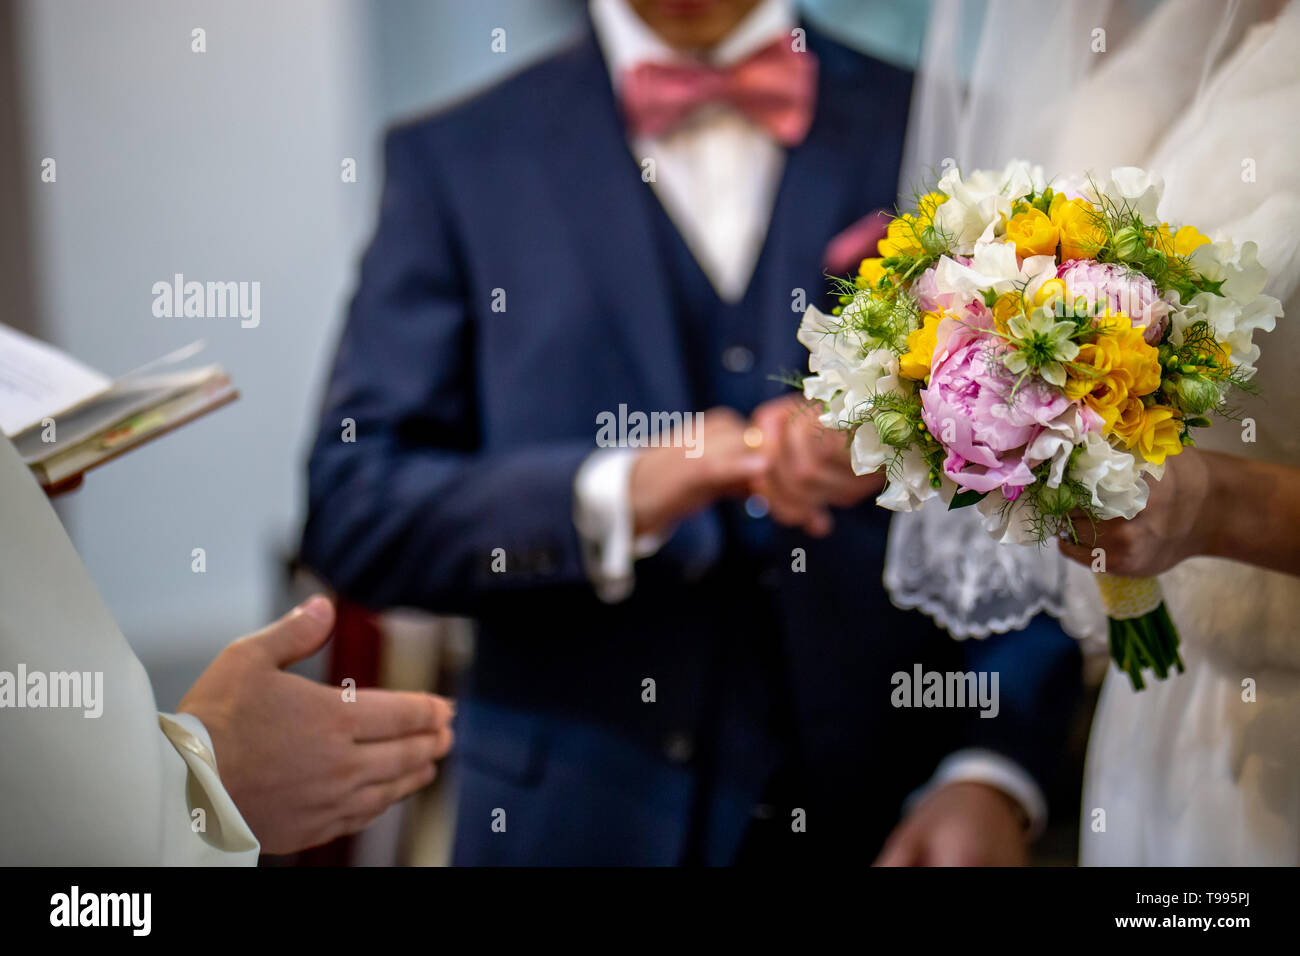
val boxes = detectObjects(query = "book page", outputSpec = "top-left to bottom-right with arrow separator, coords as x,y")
0,323 -> 112,437
13,364 -> 225,464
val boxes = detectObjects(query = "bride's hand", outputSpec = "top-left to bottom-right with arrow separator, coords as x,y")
1058,448 -> 1300,579
1058,447 -> 1215,577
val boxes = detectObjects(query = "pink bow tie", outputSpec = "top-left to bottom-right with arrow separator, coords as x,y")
620,39 -> 818,146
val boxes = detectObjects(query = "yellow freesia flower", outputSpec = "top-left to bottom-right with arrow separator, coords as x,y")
878,193 -> 948,258
1186,337 -> 1232,372
1005,207 -> 1060,258
1133,405 -> 1184,465
858,257 -> 887,287
917,192 -> 947,221
1092,314 -> 1161,388
1116,338 -> 1162,398
992,291 -> 1025,332
1111,395 -> 1147,447
1152,222 -> 1211,257
1032,278 -> 1072,318
878,215 -> 924,258
1066,316 -> 1162,432
899,311 -> 942,382
1065,341 -> 1111,403
1080,376 -> 1129,433
1049,193 -> 1105,261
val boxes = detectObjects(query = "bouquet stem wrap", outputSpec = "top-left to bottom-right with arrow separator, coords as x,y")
1094,573 -> 1185,690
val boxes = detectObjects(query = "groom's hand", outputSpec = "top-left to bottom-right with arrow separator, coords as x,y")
629,406 -> 768,537
874,782 -> 1030,866
179,595 -> 455,854
750,394 -> 884,536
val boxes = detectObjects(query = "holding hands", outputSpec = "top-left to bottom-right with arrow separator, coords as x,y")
629,406 -> 769,537
750,394 -> 886,536
629,395 -> 885,539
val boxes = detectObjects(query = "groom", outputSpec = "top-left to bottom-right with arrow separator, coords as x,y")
302,0 -> 1081,865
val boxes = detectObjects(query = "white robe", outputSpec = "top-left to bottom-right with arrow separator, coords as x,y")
0,435 -> 258,864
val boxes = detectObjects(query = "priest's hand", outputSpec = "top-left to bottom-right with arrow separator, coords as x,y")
179,595 -> 454,854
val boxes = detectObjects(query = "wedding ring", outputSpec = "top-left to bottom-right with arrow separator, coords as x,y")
743,426 -> 764,449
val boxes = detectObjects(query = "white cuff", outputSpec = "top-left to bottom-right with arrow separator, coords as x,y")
573,448 -> 667,603
164,710 -> 219,766
909,747 -> 1048,839
159,711 -> 260,859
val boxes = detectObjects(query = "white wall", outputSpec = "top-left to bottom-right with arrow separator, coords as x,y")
16,0 -> 381,706
13,0 -> 590,708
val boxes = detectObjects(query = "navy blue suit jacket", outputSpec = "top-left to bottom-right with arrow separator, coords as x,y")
302,25 -> 1081,865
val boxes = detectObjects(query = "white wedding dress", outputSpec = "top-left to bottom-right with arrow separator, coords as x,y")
1071,1 -> 1300,866
892,0 -> 1300,864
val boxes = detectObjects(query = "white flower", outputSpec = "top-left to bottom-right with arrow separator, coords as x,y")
1172,239 -> 1282,373
798,305 -> 855,382
1086,166 -> 1164,222
1048,172 -> 1092,201
798,306 -> 902,429
976,490 -> 1039,545
1068,432 -> 1150,521
850,419 -> 891,474
1024,406 -> 1091,489
799,305 -> 857,425
1191,238 -> 1268,299
876,446 -> 942,512
934,160 -> 1047,254
931,241 -> 1057,300
1001,160 -> 1050,200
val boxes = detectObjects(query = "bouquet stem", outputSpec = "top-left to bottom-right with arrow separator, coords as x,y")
1094,574 -> 1185,691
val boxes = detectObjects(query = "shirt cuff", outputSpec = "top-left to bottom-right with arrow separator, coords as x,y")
573,447 -> 667,603
909,747 -> 1048,839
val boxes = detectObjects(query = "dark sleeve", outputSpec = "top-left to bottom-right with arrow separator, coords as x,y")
300,126 -> 593,614
958,614 -> 1084,796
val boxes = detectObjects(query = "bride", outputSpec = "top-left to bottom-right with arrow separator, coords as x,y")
890,0 -> 1300,864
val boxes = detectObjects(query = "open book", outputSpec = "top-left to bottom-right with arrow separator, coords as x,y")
0,323 -> 237,488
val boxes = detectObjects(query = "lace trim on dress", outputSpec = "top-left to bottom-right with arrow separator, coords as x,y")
883,506 -> 1107,645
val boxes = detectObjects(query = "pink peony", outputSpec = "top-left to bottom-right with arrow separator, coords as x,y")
1054,260 -> 1172,343
920,320 -> 1073,496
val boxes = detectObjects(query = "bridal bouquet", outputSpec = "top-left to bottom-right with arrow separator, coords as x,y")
798,161 -> 1281,689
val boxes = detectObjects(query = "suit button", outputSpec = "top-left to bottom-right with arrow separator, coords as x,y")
744,493 -> 769,518
722,345 -> 755,373
663,732 -> 694,764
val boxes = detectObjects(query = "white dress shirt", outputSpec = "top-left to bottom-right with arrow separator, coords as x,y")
574,0 -> 1047,833
592,0 -> 790,304
575,0 -> 791,604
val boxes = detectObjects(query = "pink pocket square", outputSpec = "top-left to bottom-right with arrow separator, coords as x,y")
822,210 -> 890,276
